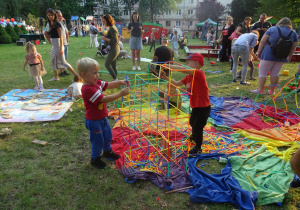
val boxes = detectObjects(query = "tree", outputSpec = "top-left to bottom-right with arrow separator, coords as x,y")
196,0 -> 225,22
14,24 -> 22,35
20,25 -> 28,34
182,8 -> 194,32
119,0 -> 139,21
0,26 -> 12,44
230,0 -> 260,25
255,0 -> 300,24
5,24 -> 19,42
138,0 -> 183,23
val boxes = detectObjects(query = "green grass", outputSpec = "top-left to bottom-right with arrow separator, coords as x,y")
0,34 -> 300,209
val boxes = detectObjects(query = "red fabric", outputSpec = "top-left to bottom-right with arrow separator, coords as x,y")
231,116 -> 274,130
181,70 -> 210,108
256,105 -> 300,125
111,127 -> 187,170
81,79 -> 108,120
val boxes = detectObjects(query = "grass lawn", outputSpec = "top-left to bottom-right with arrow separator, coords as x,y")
0,34 -> 300,209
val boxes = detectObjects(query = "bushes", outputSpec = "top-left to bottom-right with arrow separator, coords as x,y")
5,24 -> 19,42
20,25 -> 28,34
0,26 -> 12,44
14,24 -> 22,35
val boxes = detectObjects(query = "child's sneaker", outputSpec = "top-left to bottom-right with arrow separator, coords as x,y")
137,66 -> 141,71
103,149 -> 120,160
189,146 -> 202,155
290,178 -> 300,188
38,87 -> 45,92
90,156 -> 107,169
232,79 -> 237,83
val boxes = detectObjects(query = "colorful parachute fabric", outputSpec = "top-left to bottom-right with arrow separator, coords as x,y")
110,93 -> 300,208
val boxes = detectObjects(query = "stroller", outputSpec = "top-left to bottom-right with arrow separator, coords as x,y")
95,39 -> 109,58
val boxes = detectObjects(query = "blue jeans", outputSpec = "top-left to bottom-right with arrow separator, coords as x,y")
64,45 -> 68,61
85,117 -> 112,159
232,45 -> 249,82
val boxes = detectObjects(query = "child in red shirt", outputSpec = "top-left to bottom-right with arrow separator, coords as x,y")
160,53 -> 211,154
77,57 -> 130,169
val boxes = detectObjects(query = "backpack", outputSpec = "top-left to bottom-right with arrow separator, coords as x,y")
267,27 -> 293,59
90,26 -> 98,34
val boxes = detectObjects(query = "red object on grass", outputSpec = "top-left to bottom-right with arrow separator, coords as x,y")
210,61 -> 215,65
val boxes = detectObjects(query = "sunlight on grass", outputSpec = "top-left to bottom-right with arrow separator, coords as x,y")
0,34 -> 299,209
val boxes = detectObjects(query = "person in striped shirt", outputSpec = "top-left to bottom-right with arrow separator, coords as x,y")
77,57 -> 130,169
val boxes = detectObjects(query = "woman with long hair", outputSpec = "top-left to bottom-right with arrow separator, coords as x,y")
217,16 -> 236,62
127,12 -> 144,70
44,8 -> 76,81
101,14 -> 120,81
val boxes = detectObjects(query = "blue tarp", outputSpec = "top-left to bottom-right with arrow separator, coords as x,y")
187,153 -> 258,210
71,16 -> 78,20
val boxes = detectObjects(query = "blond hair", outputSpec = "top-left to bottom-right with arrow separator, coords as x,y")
226,16 -> 233,22
76,57 -> 100,76
25,42 -> 35,54
276,17 -> 293,29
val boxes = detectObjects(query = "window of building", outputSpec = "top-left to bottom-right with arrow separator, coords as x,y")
104,0 -> 107,4
177,10 -> 181,15
189,21 -> 193,26
165,10 -> 171,15
124,10 -> 128,16
191,0 -> 194,3
176,21 -> 181,27
166,21 -> 171,27
188,9 -> 193,15
156,21 -> 159,24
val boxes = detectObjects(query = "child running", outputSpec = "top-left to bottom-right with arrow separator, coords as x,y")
160,53 -> 211,154
77,57 -> 130,169
23,42 -> 47,91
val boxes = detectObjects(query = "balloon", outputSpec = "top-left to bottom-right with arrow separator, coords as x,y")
18,22 -> 21,25
18,25 -> 21,28
103,30 -> 107,36
210,61 -> 215,65
6,19 -> 9,22
3,23 -> 7,26
14,22 -> 17,25
1,19 -> 4,22
11,18 -> 15,22
6,20 -> 9,23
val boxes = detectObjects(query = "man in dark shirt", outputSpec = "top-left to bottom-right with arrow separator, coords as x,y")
252,13 -> 271,53
150,37 -> 174,76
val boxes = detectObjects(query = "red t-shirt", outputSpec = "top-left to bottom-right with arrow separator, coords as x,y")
81,79 -> 109,120
181,70 -> 210,108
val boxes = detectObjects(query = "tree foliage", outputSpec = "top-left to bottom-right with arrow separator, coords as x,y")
138,0 -> 182,23
118,0 -> 139,20
14,24 -> 22,35
255,0 -> 300,24
196,0 -> 225,22
20,25 -> 28,34
0,26 -> 12,44
230,0 -> 260,25
5,24 -> 19,42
